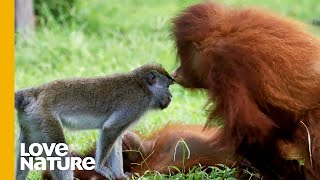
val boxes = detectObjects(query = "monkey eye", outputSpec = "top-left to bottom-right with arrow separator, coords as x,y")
147,72 -> 157,85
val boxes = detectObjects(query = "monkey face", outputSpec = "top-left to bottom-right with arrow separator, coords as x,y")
146,70 -> 174,110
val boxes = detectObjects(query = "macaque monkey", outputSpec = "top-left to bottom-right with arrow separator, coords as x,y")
15,63 -> 174,180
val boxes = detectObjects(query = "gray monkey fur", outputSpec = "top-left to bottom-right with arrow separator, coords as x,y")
15,63 -> 174,180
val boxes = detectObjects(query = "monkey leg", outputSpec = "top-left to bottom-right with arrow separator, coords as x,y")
15,111 -> 39,180
95,111 -> 142,179
95,126 -> 125,179
15,130 -> 30,180
94,138 -> 126,179
95,120 -> 120,179
107,138 -> 128,179
39,113 -> 73,180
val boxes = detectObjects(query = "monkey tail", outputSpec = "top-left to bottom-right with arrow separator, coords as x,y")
14,88 -> 39,110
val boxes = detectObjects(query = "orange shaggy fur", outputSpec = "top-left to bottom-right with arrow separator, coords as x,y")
43,124 -> 303,179
42,124 -> 234,180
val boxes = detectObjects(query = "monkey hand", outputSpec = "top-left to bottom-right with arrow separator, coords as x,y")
114,173 -> 130,180
94,165 -> 115,179
114,176 -> 129,180
95,165 -> 130,180
114,172 -> 133,180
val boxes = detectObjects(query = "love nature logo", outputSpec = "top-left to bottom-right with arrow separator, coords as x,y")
20,143 -> 95,171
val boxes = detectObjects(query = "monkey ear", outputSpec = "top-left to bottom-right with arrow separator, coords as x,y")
146,72 -> 157,85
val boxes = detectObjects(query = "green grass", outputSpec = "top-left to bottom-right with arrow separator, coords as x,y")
15,0 -> 320,179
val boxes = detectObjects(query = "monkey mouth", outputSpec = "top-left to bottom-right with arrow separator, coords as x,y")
159,93 -> 172,110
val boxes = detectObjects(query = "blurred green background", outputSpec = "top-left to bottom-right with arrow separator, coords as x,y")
15,0 -> 320,179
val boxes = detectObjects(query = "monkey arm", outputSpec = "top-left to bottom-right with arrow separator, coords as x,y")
94,108 -> 146,179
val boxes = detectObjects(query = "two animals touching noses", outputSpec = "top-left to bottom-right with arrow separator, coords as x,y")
15,1 -> 320,180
